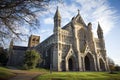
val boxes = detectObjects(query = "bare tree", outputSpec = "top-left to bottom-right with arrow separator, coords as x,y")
0,0 -> 61,45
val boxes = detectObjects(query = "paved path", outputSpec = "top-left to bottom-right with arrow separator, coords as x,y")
8,69 -> 41,80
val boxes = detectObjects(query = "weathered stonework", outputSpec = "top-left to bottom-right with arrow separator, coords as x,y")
35,8 -> 109,71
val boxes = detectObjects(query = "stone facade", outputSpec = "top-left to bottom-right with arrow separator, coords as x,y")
35,8 -> 109,71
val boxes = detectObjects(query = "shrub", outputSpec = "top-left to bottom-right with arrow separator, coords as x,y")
23,50 -> 42,70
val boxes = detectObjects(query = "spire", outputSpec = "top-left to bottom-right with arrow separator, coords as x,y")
53,6 -> 61,33
54,6 -> 61,19
97,22 -> 103,39
97,22 -> 103,32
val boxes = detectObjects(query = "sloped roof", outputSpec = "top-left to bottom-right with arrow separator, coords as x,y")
62,10 -> 86,30
13,46 -> 28,51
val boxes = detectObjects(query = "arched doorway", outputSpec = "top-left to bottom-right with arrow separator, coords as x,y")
85,56 -> 90,70
68,58 -> 73,71
99,58 -> 105,71
84,53 -> 95,71
68,57 -> 76,71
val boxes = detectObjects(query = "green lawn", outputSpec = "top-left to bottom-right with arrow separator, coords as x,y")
0,67 -> 16,80
28,68 -> 49,73
35,72 -> 120,80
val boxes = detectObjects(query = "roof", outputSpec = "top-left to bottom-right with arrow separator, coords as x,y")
62,22 -> 71,29
13,46 -> 28,51
62,10 -> 86,30
74,10 -> 86,27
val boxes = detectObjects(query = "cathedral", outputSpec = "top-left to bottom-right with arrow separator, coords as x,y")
8,7 -> 109,71
35,7 -> 109,71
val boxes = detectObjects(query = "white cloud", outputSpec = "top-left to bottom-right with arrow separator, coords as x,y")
42,0 -> 118,37
40,29 -> 53,42
44,18 -> 53,24
73,0 -> 118,37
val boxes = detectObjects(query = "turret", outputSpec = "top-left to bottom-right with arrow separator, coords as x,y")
97,22 -> 106,50
88,22 -> 92,30
97,22 -> 103,39
97,23 -> 107,62
28,35 -> 40,48
54,7 -> 61,33
87,22 -> 96,52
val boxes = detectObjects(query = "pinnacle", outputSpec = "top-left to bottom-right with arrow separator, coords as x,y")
75,9 -> 86,26
97,22 -> 103,32
54,6 -> 61,18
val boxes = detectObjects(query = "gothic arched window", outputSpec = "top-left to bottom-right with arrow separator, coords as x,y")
78,28 -> 87,53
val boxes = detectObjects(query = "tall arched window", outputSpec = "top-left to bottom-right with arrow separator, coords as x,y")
78,28 -> 87,53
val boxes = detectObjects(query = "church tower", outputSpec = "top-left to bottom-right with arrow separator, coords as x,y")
52,7 -> 62,71
97,22 -> 103,39
53,7 -> 61,33
28,35 -> 40,48
97,22 -> 109,71
97,22 -> 105,50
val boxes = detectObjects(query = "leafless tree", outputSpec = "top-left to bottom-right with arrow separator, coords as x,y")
0,0 -> 62,45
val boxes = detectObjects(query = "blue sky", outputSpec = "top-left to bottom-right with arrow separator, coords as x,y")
16,0 -> 120,65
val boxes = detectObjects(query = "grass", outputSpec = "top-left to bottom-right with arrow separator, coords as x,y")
35,72 -> 120,80
1,66 -> 120,80
0,67 -> 16,80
